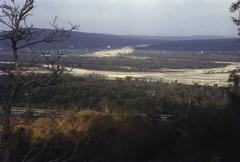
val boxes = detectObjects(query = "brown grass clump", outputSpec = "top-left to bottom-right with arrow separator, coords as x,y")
7,110 -> 124,140
8,110 -> 149,141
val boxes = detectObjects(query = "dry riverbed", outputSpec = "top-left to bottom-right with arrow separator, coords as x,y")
72,61 -> 240,86
1,48 -> 240,86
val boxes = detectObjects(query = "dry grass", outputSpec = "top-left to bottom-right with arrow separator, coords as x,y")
2,110 -> 146,141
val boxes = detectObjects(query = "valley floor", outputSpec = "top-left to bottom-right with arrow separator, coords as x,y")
72,61 -> 240,86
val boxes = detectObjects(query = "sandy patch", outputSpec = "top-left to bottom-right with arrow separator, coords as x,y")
72,62 -> 240,86
125,56 -> 149,60
87,47 -> 134,57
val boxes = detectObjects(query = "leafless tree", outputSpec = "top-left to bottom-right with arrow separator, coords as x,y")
0,0 -> 78,162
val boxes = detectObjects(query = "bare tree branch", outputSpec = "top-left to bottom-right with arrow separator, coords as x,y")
0,1 -> 78,162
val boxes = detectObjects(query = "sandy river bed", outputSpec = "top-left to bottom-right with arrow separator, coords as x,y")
72,61 -> 240,86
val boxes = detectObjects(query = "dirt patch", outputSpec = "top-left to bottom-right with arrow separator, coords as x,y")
87,47 -> 134,57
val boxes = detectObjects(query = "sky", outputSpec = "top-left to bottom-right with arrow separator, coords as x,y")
5,0 -> 240,36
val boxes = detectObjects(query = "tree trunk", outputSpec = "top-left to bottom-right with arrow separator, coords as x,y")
1,35 -> 20,162
2,87 -> 16,162
12,43 -> 21,78
2,105 -> 11,162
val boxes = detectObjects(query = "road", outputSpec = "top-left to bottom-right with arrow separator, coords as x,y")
0,107 -> 70,117
0,107 -> 174,120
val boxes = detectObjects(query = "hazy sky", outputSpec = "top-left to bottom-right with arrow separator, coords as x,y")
14,0 -> 240,36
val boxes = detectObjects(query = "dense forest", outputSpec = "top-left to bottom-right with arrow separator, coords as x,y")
17,76 -> 229,114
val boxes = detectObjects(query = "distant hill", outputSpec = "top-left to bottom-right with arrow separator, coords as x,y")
0,29 -> 160,51
0,28 -> 240,52
136,39 -> 240,51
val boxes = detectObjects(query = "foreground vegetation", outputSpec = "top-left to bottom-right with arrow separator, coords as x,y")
0,75 -> 238,161
1,108 -> 240,162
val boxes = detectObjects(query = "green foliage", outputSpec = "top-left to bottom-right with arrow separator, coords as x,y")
230,0 -> 240,35
228,69 -> 240,88
18,77 -> 229,115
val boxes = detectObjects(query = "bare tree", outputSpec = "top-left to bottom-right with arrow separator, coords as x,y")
0,0 -> 77,162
